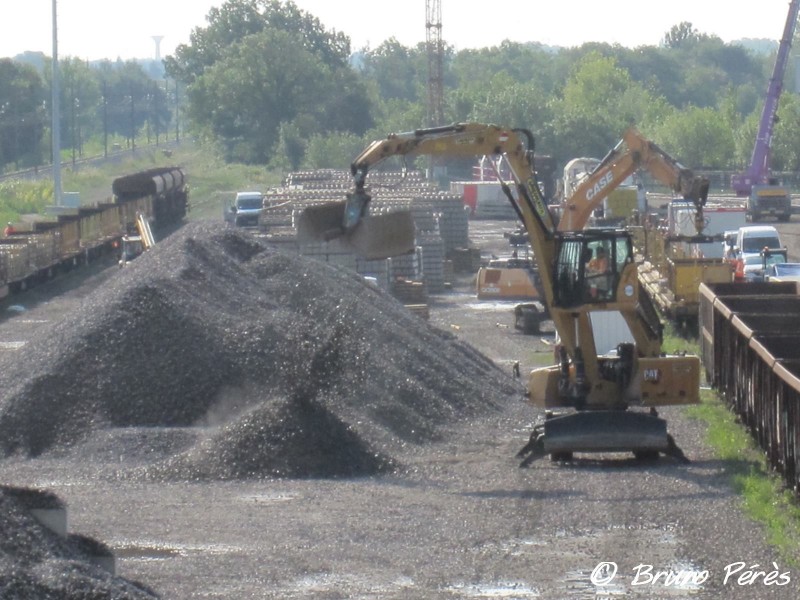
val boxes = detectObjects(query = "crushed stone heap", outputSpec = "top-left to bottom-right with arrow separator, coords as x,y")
0,222 -> 521,480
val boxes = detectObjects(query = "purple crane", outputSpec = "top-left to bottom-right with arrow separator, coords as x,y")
731,0 -> 800,196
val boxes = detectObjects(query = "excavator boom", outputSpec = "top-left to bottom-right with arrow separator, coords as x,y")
559,127 -> 709,233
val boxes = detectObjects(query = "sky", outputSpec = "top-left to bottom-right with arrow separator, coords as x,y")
0,0 -> 796,62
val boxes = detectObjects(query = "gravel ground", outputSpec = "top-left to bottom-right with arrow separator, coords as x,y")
0,219 -> 797,599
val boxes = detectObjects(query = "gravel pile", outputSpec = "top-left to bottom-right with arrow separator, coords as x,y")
0,487 -> 157,599
0,221 -> 521,480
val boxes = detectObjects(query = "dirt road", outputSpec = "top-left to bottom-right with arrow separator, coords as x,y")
0,220 -> 797,599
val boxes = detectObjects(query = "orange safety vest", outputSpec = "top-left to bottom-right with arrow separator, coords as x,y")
734,258 -> 745,281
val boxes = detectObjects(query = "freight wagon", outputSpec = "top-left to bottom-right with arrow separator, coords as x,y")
699,280 -> 800,496
0,167 -> 188,298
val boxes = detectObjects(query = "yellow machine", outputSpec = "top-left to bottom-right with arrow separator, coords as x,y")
297,123 -> 708,464
559,127 -> 729,326
119,213 -> 156,266
558,126 -> 710,232
475,256 -> 541,301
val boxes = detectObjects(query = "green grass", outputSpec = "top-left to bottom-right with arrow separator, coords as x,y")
685,391 -> 800,564
651,325 -> 800,562
660,321 -> 800,564
2,140 -> 284,223
168,144 -> 282,220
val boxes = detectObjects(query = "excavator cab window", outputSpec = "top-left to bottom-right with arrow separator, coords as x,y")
552,232 -> 633,308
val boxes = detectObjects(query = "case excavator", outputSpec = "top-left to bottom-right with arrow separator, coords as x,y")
296,123 -> 708,464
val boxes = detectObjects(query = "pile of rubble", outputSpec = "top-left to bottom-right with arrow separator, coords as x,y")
0,222 -> 521,480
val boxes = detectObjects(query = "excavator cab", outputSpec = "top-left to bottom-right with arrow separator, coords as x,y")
553,230 -> 635,309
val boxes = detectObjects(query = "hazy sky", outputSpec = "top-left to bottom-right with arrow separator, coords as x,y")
0,1 -> 795,61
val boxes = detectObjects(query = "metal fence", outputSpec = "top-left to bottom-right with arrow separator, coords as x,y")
0,141 -> 181,183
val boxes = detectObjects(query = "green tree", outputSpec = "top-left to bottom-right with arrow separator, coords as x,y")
663,22 -> 701,49
171,0 -> 370,165
361,38 -> 423,103
764,93 -> 800,172
549,52 -> 670,160
167,0 -> 351,83
60,58 -> 101,160
186,29 -> 319,163
93,60 -> 166,148
0,59 -> 46,169
651,107 -> 734,168
467,73 -> 555,144
303,131 -> 366,169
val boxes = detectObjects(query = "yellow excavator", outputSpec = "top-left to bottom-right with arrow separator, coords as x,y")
297,123 -> 708,464
559,126 -> 710,233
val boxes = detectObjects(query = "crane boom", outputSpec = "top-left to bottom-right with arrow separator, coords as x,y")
732,0 -> 800,196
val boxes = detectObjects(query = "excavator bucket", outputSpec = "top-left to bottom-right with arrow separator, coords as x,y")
517,410 -> 687,466
295,201 -> 416,260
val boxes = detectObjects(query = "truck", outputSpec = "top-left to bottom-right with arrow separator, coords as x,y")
748,184 -> 792,223
730,225 -> 785,281
296,122 -> 704,464
731,0 -> 799,223
635,202 -> 745,325
734,247 -> 789,282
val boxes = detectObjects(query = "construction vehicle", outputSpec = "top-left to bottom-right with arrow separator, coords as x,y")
731,0 -> 799,222
119,213 -> 155,267
476,253 -> 549,334
558,127 -> 709,232
560,156 -> 643,227
296,122 -> 702,464
557,127 -> 729,327
475,255 -> 542,301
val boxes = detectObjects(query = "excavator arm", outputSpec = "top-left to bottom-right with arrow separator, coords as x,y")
297,122 -> 700,464
558,127 -> 709,233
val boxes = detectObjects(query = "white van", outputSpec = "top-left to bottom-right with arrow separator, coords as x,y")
735,225 -> 782,259
224,191 -> 263,227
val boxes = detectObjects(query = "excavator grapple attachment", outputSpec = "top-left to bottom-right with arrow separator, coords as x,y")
295,201 -> 416,260
517,410 -> 688,466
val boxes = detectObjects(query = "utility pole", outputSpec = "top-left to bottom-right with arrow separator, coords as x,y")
51,0 -> 62,206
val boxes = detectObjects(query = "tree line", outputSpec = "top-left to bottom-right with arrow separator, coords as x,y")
0,56 -> 175,172
3,0 -> 800,184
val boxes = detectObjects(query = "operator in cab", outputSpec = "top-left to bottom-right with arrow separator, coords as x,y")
586,246 -> 611,299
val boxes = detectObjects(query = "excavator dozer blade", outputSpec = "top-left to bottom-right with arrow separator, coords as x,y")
518,410 -> 688,465
543,411 -> 670,454
296,202 -> 416,260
